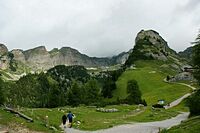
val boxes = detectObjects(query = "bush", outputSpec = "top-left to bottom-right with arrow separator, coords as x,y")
187,90 -> 200,116
152,104 -> 164,108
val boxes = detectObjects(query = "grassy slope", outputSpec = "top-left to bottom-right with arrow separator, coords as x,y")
166,116 -> 200,133
0,105 -> 142,131
114,60 -> 192,105
0,60 -> 193,132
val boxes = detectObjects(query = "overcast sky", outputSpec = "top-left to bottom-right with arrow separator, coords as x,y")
0,0 -> 200,57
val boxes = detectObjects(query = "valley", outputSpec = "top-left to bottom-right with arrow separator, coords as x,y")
0,29 -> 199,133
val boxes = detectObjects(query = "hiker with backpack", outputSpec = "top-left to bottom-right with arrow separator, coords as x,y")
67,111 -> 75,128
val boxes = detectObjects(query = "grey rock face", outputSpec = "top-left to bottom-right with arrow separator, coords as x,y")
9,46 -> 130,71
11,49 -> 26,63
0,43 -> 9,69
23,46 -> 52,70
169,72 -> 195,82
113,49 -> 132,64
0,43 -> 8,56
135,30 -> 177,61
0,55 -> 9,70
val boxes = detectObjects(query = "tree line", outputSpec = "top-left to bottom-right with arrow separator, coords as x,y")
0,65 -> 145,108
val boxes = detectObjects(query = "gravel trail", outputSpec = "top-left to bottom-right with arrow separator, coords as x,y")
64,112 -> 189,133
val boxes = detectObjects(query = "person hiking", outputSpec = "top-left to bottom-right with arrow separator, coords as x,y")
62,114 -> 67,128
67,111 -> 74,128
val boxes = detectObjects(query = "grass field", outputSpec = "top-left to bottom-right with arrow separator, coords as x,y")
114,60 -> 192,105
0,105 -> 142,132
0,102 -> 189,132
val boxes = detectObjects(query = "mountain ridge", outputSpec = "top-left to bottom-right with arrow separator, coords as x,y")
0,44 -> 130,71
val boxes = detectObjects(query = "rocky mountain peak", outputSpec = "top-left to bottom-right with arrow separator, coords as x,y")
23,46 -> 48,60
136,29 -> 168,49
11,49 -> 25,63
26,46 -> 47,53
136,30 -> 177,59
59,47 -> 80,55
125,30 -> 178,66
0,43 -> 8,56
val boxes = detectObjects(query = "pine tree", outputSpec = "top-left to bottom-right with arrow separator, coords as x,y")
126,79 -> 142,104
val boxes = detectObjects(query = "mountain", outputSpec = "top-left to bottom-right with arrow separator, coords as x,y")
1,29 -> 189,72
178,46 -> 193,62
124,29 -> 191,75
126,29 -> 180,66
0,44 -> 130,71
0,44 -> 10,70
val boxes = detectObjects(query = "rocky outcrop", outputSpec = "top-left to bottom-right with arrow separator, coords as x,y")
11,49 -> 26,63
23,46 -> 52,70
0,43 -> 8,56
0,44 -> 9,69
112,49 -> 132,64
125,29 -> 188,73
134,30 -> 177,61
6,46 -> 130,71
169,72 -> 195,82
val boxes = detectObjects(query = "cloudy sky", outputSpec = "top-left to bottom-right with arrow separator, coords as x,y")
0,0 -> 200,57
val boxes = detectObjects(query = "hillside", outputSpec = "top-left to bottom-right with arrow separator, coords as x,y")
166,116 -> 200,133
113,60 -> 191,105
113,30 -> 192,104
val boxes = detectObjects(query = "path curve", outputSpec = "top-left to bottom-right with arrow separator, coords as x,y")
163,80 -> 196,109
65,112 -> 189,133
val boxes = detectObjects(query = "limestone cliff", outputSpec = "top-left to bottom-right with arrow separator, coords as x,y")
0,44 -> 9,69
1,45 -> 129,71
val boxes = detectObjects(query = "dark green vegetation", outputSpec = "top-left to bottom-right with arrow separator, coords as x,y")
187,90 -> 200,116
0,65 -> 127,108
125,36 -> 154,66
186,32 -> 200,116
0,78 -> 5,105
126,80 -> 142,104
164,32 -> 200,133
192,33 -> 200,85
0,59 -> 192,131
114,61 -> 191,105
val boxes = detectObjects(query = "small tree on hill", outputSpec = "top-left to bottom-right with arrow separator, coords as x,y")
187,90 -> 200,116
67,81 -> 82,107
84,79 -> 101,105
126,79 -> 142,104
102,79 -> 116,98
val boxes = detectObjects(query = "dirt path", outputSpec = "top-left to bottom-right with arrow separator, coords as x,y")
64,112 -> 189,133
164,82 -> 196,109
64,82 -> 195,133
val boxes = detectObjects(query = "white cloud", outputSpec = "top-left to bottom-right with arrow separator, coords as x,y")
0,0 -> 199,57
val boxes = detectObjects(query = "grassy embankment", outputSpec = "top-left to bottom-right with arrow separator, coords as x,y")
165,115 -> 200,133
